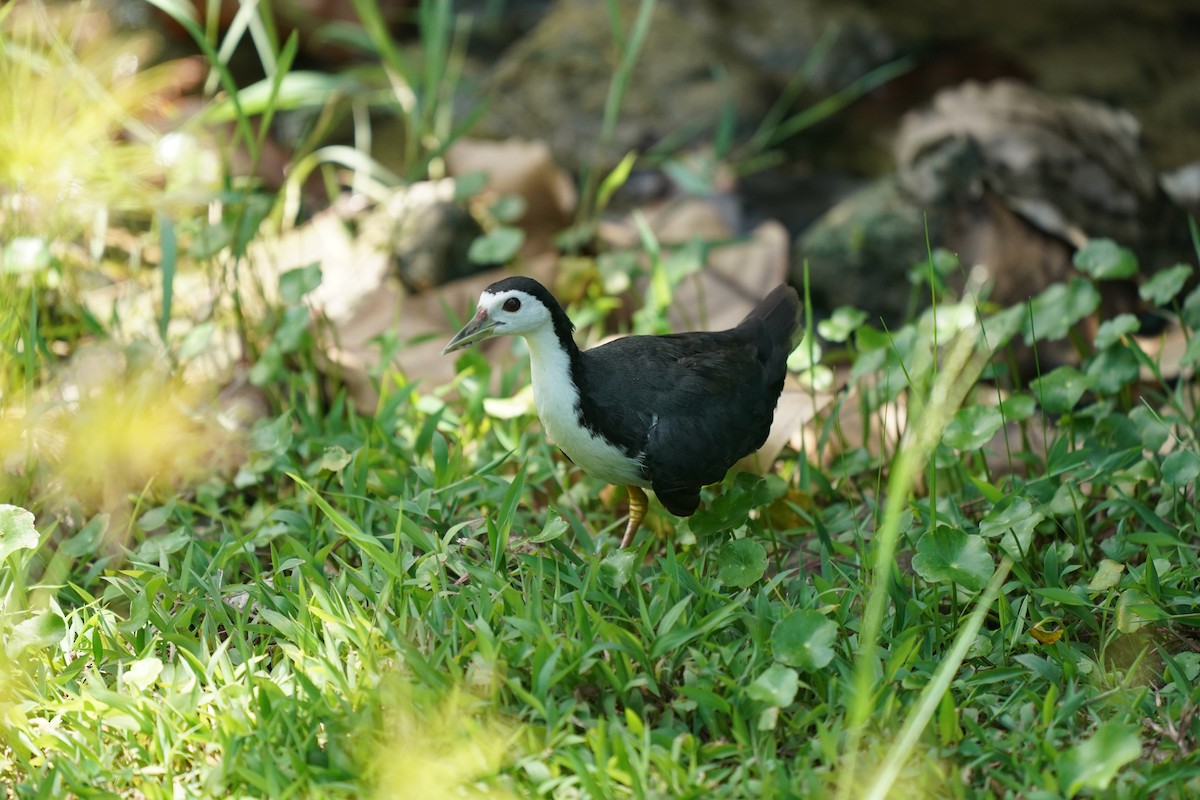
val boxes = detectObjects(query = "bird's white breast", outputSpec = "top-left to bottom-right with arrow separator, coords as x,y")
523,328 -> 649,488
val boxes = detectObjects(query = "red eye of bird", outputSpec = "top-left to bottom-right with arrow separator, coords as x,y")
503,297 -> 521,313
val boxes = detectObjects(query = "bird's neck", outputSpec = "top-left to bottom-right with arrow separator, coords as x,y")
523,324 -> 581,392
522,324 -> 584,433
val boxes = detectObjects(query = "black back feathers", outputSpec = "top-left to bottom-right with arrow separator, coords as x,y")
575,284 -> 800,516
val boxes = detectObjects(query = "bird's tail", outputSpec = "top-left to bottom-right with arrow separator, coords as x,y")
740,284 -> 802,350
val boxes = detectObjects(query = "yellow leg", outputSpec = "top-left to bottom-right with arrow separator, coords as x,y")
621,486 -> 648,548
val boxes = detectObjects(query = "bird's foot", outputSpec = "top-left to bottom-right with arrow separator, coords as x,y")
620,486 -> 648,548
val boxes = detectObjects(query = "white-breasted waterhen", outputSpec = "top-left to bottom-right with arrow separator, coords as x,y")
443,276 -> 801,547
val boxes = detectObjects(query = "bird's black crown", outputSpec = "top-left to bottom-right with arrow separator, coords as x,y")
485,276 -> 577,349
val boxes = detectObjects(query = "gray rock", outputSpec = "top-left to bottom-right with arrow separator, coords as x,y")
895,80 -> 1178,257
794,177 -> 936,326
794,80 -> 1192,329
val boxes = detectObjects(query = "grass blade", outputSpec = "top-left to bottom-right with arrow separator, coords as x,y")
837,326 -> 988,799
863,558 -> 1015,800
157,213 -> 176,343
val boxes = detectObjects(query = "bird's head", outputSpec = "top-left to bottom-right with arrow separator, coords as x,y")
442,277 -> 560,354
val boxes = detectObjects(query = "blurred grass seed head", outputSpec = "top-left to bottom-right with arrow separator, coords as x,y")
1,356 -> 239,526
371,685 -> 517,800
0,1 -> 178,238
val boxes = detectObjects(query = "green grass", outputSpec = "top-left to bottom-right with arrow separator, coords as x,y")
4,243 -> 1200,797
3,1 -> 1200,798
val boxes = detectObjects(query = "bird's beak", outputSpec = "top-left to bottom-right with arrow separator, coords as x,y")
442,307 -> 500,354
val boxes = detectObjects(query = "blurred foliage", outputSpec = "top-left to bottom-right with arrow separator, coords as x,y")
0,1 -> 179,241
0,1 -> 1198,797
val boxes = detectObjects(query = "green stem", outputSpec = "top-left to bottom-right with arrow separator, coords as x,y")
837,327 -> 986,799
863,558 -> 1015,800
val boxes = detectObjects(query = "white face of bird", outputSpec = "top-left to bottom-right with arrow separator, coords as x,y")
442,288 -> 550,354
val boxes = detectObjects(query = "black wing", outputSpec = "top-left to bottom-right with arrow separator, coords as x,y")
577,329 -> 791,514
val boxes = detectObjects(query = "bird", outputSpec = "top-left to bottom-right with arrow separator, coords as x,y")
443,276 -> 801,547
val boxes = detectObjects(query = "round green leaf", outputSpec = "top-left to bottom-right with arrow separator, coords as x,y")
0,504 -> 39,563
817,306 -> 868,343
787,333 -> 822,372
1093,314 -> 1139,349
997,526 -> 1034,561
1116,587 -> 1163,633
688,475 -> 769,536
319,445 -> 353,473
717,539 -> 768,588
1087,559 -> 1125,593
59,514 -> 110,558
1182,333 -> 1200,368
136,528 -> 191,560
1062,277 -> 1103,322
984,304 -> 1026,349
1058,721 -> 1141,796
907,248 -> 959,286
468,226 -> 525,264
1029,366 -> 1093,414
1162,450 -> 1200,484
798,364 -> 835,392
1025,279 -> 1100,344
1183,284 -> 1200,329
1139,263 -> 1193,305
943,405 -> 1004,451
1130,406 -> 1170,451
1073,238 -> 1138,279
757,706 -> 781,732
529,514 -> 569,544
1050,481 -> 1086,517
997,393 -> 1036,422
279,262 -> 323,303
136,504 -> 174,532
855,325 -> 890,353
178,322 -> 216,362
600,550 -> 637,589
5,611 -> 65,657
1172,652 -> 1200,684
125,657 -> 164,693
1085,346 -> 1139,395
747,663 -> 800,707
490,194 -> 527,224
911,526 -> 994,592
453,170 -> 489,200
980,497 -> 1045,540
930,247 -> 961,277
771,610 -> 837,672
